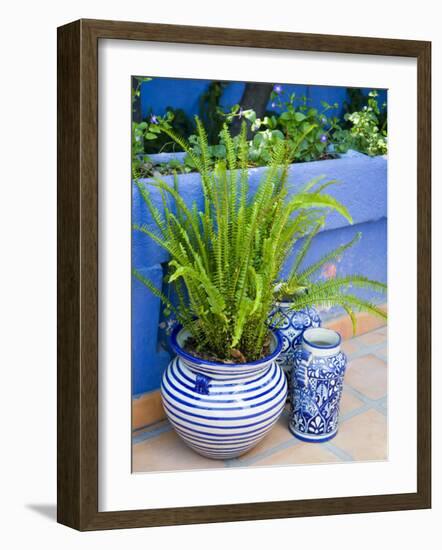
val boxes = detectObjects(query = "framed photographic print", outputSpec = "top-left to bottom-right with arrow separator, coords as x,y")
57,19 -> 431,530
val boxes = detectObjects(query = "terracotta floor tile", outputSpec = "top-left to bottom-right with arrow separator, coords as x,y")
238,412 -> 294,460
357,330 -> 388,347
341,339 -> 361,356
339,389 -> 364,416
345,354 -> 387,400
333,409 -> 387,461
354,312 -> 387,335
375,326 -> 388,336
253,442 -> 340,466
132,430 -> 224,472
324,318 -> 353,340
325,312 -> 387,339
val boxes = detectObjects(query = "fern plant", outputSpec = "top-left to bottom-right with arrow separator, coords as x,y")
274,219 -> 387,332
133,118 -> 354,363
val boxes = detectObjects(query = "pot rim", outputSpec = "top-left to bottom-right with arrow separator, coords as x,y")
302,327 -> 342,350
275,300 -> 311,307
170,324 -> 283,368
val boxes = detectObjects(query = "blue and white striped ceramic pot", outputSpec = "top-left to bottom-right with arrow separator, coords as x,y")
290,327 -> 347,443
161,326 -> 288,459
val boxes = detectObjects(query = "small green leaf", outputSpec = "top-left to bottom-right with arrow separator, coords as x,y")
280,112 -> 291,121
244,110 -> 256,123
253,133 -> 263,146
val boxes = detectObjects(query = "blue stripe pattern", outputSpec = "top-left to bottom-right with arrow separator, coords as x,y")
161,332 -> 288,459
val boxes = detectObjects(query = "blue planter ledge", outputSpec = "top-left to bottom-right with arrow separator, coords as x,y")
132,151 -> 387,395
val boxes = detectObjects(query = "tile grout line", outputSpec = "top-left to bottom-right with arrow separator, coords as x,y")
340,402 -> 372,423
133,421 -> 173,444
322,441 -> 354,462
345,339 -> 387,362
371,348 -> 388,362
225,436 -> 301,468
133,419 -> 169,434
343,383 -> 387,417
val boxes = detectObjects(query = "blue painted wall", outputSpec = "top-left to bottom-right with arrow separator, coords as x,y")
140,77 -> 386,122
131,265 -> 170,395
132,151 -> 387,396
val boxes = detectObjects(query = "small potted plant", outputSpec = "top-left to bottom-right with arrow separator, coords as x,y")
133,120 -> 355,458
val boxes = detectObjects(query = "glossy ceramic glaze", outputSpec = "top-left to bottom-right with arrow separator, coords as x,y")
161,326 -> 288,459
269,303 -> 322,400
290,327 -> 347,442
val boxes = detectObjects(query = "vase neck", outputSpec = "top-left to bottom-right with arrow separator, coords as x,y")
302,327 -> 341,357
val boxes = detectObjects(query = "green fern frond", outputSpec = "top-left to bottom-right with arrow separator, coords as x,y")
288,123 -> 317,160
301,176 -> 327,194
159,123 -> 205,174
342,305 -> 357,334
304,275 -> 387,297
132,268 -> 180,319
289,286 -> 387,323
301,177 -> 341,196
194,116 -> 212,174
134,180 -> 167,236
290,219 -> 325,277
298,232 -> 362,281
314,179 -> 342,194
287,192 -> 353,224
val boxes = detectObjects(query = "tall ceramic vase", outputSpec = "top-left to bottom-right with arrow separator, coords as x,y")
161,325 -> 288,459
290,327 -> 347,442
269,303 -> 322,391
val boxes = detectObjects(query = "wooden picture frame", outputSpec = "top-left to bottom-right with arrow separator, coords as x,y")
57,18 -> 431,531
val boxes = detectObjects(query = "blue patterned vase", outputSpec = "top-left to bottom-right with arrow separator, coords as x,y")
161,325 -> 288,459
290,327 -> 347,442
268,303 -> 321,392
